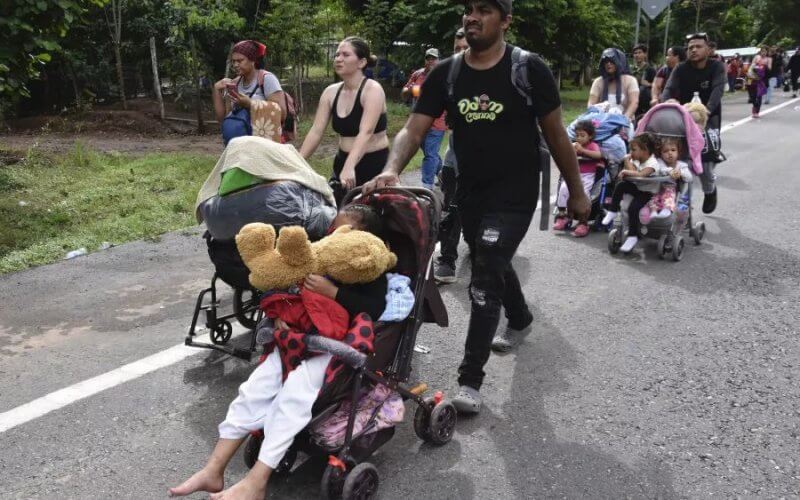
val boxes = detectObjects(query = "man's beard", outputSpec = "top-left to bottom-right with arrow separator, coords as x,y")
466,31 -> 499,52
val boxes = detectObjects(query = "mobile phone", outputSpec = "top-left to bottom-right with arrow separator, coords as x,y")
226,83 -> 239,98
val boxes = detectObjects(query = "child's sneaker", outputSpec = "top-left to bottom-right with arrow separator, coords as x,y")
620,236 -> 639,253
652,208 -> 672,219
552,217 -> 570,231
601,211 -> 618,226
639,205 -> 652,225
572,223 -> 590,238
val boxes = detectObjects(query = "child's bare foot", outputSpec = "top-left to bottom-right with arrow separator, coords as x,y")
168,467 -> 224,497
208,474 -> 266,500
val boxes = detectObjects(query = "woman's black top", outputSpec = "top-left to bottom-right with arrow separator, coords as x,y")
331,78 -> 388,137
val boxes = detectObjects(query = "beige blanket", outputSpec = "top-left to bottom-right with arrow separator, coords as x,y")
195,136 -> 335,221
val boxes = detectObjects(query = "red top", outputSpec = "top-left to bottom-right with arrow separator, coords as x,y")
405,68 -> 447,131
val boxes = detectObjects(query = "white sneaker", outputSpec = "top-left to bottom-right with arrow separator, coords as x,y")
652,208 -> 672,219
620,236 -> 639,253
601,211 -> 618,226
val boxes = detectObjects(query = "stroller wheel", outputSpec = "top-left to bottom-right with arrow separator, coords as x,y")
428,401 -> 457,445
672,236 -> 685,262
693,222 -> 706,245
657,234 -> 669,260
320,463 -> 345,500
233,288 -> 259,330
242,432 -> 263,469
342,462 -> 380,500
414,397 -> 457,445
608,228 -> 622,254
211,321 -> 233,345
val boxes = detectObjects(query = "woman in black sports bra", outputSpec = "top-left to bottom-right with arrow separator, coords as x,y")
300,37 -> 389,200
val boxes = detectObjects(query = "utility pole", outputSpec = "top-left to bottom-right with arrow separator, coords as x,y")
634,0 -> 643,45
663,7 -> 672,57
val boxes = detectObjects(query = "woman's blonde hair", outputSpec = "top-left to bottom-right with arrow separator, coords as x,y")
683,102 -> 709,129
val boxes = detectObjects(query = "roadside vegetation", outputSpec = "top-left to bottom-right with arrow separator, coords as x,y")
0,89 -> 588,274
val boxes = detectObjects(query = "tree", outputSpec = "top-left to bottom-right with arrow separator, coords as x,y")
104,0 -> 127,109
262,0 -> 324,114
0,0 -> 104,119
166,0 -> 245,132
361,0 -> 413,58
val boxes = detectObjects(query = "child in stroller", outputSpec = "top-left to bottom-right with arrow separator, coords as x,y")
172,187 -> 452,500
553,120 -> 605,237
606,102 -> 707,260
601,133 -> 661,252
639,137 -> 692,224
558,106 -> 631,232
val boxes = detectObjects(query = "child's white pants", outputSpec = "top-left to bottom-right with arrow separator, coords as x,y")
557,172 -> 596,208
218,350 -> 332,468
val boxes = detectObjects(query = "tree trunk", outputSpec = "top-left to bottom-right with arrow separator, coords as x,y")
695,0 -> 702,32
113,42 -> 127,109
190,35 -> 205,133
66,60 -> 82,110
295,62 -> 304,117
150,37 -> 165,120
107,0 -> 127,110
135,61 -> 145,96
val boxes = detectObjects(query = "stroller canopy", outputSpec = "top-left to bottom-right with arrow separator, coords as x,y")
636,103 -> 705,174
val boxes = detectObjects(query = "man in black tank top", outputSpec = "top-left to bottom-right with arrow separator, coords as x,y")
364,0 -> 590,414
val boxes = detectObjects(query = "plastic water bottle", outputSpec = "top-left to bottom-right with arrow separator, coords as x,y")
691,91 -> 702,104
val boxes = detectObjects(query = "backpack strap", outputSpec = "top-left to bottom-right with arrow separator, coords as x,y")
446,52 -> 464,106
510,46 -> 534,107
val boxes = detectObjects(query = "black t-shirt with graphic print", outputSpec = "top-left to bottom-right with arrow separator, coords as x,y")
413,44 -> 561,213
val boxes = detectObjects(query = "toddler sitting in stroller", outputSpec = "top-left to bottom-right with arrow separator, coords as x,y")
639,137 -> 693,224
601,133 -> 660,253
169,204 -> 398,500
553,120 -> 604,237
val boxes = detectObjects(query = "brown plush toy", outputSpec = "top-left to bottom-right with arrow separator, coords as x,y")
235,223 -> 398,290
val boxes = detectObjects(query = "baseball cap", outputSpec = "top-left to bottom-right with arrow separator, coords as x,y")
455,28 -> 465,38
464,0 -> 512,15
425,48 -> 440,59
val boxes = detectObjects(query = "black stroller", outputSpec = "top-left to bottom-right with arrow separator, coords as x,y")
240,187 -> 452,499
186,181 -> 336,361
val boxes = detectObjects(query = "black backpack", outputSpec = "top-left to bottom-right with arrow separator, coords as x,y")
444,45 -> 552,229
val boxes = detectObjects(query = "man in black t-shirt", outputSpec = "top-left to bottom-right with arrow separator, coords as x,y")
632,44 -> 656,119
661,33 -> 726,214
363,0 -> 590,414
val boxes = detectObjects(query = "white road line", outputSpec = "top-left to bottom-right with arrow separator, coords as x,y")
0,326 -> 247,433
4,97 -> 796,435
721,96 -> 799,134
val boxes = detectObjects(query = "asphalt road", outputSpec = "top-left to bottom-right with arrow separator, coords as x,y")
2,91 -> 799,499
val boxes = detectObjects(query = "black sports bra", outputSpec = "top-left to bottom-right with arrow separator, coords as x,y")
331,78 -> 388,137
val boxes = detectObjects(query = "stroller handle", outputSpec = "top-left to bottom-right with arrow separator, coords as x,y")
341,185 -> 435,207
305,334 -> 368,369
625,176 -> 676,186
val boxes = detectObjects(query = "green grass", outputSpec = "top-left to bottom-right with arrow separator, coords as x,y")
560,88 -> 590,124
0,142 -> 217,274
1,88 -> 591,274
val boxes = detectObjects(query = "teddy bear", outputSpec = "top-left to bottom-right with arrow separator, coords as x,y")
235,222 -> 398,291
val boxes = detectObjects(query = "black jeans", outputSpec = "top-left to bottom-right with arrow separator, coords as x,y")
437,165 -> 461,267
748,86 -> 763,114
609,181 -> 652,237
457,208 -> 534,390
